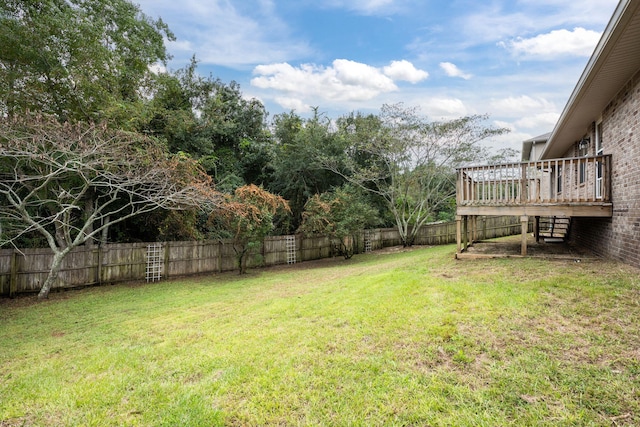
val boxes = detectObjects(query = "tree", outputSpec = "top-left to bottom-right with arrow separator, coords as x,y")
142,59 -> 272,191
0,0 -> 173,122
325,104 -> 509,246
0,115 -> 219,299
209,185 -> 289,274
269,109 -> 346,230
298,185 -> 379,259
142,58 -> 217,157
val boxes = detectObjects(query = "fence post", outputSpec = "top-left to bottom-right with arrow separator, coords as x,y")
482,217 -> 487,240
94,247 -> 102,286
164,242 -> 170,280
9,249 -> 18,298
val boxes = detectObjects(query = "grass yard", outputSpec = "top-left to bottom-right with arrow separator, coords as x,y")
1,243 -> 639,426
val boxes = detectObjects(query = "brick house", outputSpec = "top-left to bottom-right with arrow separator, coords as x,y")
455,0 -> 640,268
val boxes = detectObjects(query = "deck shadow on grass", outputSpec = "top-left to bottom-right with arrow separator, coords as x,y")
458,234 -> 598,261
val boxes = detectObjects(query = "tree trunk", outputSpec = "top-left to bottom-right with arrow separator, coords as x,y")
100,215 -> 110,245
54,220 -> 68,249
239,254 -> 246,274
84,194 -> 95,248
397,222 -> 410,247
38,250 -> 67,299
406,228 -> 416,247
234,244 -> 248,274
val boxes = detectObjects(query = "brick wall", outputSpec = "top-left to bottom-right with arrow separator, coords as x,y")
568,69 -> 640,268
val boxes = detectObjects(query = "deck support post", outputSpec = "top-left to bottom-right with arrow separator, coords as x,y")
534,216 -> 540,243
463,216 -> 469,251
456,215 -> 470,254
471,215 -> 478,243
520,215 -> 529,256
456,215 -> 462,254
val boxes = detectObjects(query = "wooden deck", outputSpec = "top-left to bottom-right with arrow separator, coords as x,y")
455,155 -> 613,256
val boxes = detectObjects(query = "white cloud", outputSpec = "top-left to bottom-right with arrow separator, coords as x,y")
455,1 -> 616,47
490,95 -> 556,116
319,0 -> 400,15
275,96 -> 312,112
419,97 -> 469,119
251,59 -> 427,110
135,0 -> 311,68
458,9 -> 532,45
482,130 -> 533,152
516,0 -> 619,27
486,114 -> 558,152
149,63 -> 167,75
514,112 -> 560,130
383,60 -> 429,83
501,27 -> 602,59
494,120 -> 515,132
488,97 -> 558,133
439,62 -> 472,80
333,59 -> 397,90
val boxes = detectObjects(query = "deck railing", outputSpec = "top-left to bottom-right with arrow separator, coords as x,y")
457,155 -> 611,206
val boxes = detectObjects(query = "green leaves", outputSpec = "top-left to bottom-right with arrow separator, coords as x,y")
0,0 -> 173,121
269,110 -> 347,230
142,59 -> 270,190
299,185 -> 379,259
329,104 -> 509,246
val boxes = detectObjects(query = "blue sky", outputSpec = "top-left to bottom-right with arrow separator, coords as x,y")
135,0 -> 619,151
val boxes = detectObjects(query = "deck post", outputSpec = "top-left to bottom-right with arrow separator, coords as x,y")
534,216 -> 540,243
520,215 -> 529,256
456,215 -> 462,254
520,163 -> 527,203
471,215 -> 478,243
463,216 -> 469,251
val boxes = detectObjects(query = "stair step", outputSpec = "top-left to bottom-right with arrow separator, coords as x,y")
538,216 -> 571,242
544,238 -> 565,243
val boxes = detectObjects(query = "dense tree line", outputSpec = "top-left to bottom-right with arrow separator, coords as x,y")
1,0 -> 509,294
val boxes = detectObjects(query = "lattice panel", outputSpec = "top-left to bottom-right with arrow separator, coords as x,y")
146,243 -> 163,282
364,230 -> 372,253
285,235 -> 296,264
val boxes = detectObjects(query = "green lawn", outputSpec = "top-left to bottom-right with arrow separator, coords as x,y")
1,244 -> 639,426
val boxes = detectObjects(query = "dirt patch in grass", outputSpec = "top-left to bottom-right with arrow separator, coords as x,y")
0,412 -> 66,427
373,244 -> 432,254
1,417 -> 34,427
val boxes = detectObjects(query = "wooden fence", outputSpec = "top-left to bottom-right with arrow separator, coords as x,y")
0,216 -> 525,297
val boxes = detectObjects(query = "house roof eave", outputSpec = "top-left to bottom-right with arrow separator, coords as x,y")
521,132 -> 550,161
542,0 -> 640,159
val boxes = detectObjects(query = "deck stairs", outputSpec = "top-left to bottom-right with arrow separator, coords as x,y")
538,216 -> 571,242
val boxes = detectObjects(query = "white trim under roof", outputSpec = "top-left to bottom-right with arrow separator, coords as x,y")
542,0 -> 640,159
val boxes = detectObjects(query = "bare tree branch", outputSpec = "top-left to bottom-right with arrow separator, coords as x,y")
0,115 -> 220,298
